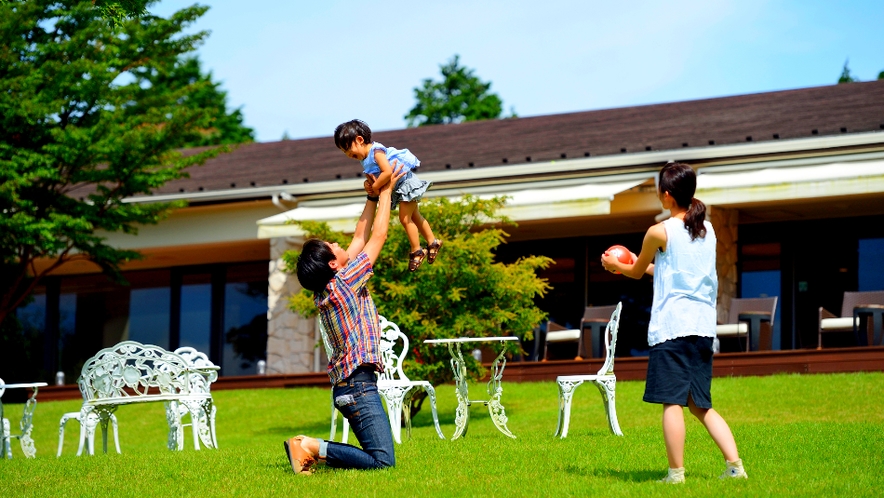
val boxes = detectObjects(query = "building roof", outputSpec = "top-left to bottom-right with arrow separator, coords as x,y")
154,80 -> 884,198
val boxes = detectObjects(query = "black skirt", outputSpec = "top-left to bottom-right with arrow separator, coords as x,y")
643,336 -> 714,408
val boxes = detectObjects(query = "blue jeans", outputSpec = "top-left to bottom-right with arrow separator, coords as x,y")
321,367 -> 395,469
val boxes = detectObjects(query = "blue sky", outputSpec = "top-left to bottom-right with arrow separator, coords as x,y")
150,1 -> 884,143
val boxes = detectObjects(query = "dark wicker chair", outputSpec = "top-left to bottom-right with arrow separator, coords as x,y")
818,291 -> 884,349
716,297 -> 778,352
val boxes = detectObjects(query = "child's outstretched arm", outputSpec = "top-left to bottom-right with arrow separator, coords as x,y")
362,167 -> 408,265
371,150 -> 396,192
601,223 -> 665,279
348,166 -> 407,260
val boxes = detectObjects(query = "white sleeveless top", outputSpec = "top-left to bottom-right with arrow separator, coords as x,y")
647,217 -> 718,346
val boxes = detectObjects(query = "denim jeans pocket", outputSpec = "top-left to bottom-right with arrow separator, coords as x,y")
334,394 -> 357,408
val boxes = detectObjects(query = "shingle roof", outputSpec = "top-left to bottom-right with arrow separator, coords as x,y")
156,80 -> 884,196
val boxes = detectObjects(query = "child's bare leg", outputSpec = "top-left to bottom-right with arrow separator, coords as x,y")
662,403 -> 686,468
410,204 -> 436,243
398,201 -> 422,252
688,396 -> 739,462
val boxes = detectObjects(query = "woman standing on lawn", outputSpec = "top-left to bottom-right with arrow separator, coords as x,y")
601,161 -> 748,484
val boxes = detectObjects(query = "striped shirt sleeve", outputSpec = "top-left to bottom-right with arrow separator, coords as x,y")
339,252 -> 373,290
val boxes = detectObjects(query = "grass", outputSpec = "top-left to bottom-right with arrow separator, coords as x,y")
1,372 -> 882,497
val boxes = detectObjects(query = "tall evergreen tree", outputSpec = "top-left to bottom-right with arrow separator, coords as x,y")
838,59 -> 859,83
0,0 -> 230,330
405,55 -> 505,127
133,55 -> 254,147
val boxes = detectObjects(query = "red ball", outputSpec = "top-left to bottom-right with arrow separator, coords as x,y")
606,245 -> 634,274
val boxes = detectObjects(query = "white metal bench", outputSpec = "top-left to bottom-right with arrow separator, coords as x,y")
58,341 -> 219,456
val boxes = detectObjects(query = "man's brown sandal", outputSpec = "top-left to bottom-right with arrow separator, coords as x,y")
427,239 -> 442,264
284,436 -> 316,475
409,248 -> 426,272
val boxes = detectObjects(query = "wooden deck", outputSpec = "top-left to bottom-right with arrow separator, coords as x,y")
36,346 -> 884,402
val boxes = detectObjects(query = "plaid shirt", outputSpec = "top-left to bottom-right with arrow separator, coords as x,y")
315,252 -> 383,385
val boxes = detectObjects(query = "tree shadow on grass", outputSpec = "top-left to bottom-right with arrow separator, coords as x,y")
564,466 -> 660,482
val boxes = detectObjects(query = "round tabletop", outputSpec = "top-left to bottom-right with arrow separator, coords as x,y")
0,382 -> 49,389
424,336 -> 519,344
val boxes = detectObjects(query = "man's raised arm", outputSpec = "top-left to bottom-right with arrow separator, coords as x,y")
347,162 -> 406,261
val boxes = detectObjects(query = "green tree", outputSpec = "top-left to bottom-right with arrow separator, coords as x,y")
132,55 -> 255,147
1,0 -> 150,26
838,59 -> 859,83
405,55 -> 506,127
285,196 -> 553,415
0,0 -> 228,329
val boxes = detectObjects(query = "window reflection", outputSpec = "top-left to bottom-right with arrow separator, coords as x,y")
859,238 -> 884,291
223,278 -> 268,376
179,281 -> 212,355
129,288 -> 171,349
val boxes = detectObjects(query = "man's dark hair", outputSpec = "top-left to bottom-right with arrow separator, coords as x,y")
296,238 -> 337,293
334,119 -> 372,150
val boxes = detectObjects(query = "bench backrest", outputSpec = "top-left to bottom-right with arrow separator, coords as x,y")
78,341 -> 209,402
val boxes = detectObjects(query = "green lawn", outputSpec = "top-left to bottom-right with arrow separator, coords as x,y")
1,372 -> 882,497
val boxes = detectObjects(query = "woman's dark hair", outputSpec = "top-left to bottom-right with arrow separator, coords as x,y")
296,238 -> 337,293
334,119 -> 372,150
659,162 -> 707,240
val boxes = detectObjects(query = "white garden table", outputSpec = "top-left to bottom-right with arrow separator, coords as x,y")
424,337 -> 519,440
0,380 -> 49,459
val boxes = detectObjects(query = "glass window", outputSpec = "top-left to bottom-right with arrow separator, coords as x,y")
16,293 -> 46,336
7,292 -> 47,382
740,270 -> 783,350
223,282 -> 268,376
57,293 -> 77,380
859,238 -> 884,291
129,288 -> 171,349
179,276 -> 212,354
223,263 -> 268,376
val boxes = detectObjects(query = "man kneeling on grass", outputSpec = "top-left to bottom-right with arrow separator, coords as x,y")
284,165 -> 407,474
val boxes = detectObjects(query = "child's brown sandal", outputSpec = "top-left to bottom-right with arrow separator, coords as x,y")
408,248 -> 426,272
427,239 -> 442,264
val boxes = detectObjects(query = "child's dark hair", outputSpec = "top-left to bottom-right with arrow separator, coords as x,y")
659,162 -> 707,240
296,239 -> 337,293
334,119 -> 372,150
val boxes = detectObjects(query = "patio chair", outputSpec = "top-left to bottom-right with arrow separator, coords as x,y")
578,305 -> 619,359
535,305 -> 619,361
326,316 -> 445,444
57,412 -> 120,457
540,321 -> 582,361
818,291 -> 884,349
716,297 -> 778,352
554,302 -> 623,438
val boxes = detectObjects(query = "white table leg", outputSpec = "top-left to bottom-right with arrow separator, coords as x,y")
448,343 -> 471,440
485,349 -> 516,439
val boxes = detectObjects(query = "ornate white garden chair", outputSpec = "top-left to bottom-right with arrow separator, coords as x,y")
164,347 -> 219,451
57,410 -> 120,457
327,315 -> 445,444
554,302 -> 623,438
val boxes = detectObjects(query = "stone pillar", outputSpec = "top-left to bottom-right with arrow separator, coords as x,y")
266,236 -> 316,374
709,206 -> 738,324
